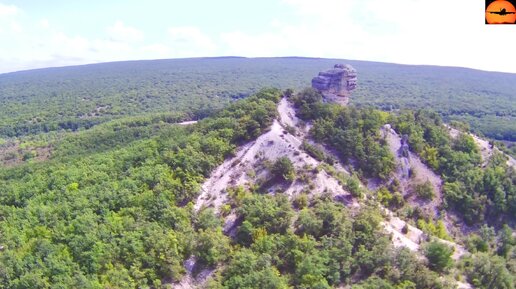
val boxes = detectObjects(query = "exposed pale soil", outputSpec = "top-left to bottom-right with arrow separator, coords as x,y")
194,98 -> 357,213
176,99 -> 471,288
381,124 -> 443,218
0,140 -> 51,167
177,120 -> 198,126
382,209 -> 467,261
178,98 -> 358,288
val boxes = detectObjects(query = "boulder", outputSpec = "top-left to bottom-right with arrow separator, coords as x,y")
311,64 -> 357,104
400,134 -> 410,158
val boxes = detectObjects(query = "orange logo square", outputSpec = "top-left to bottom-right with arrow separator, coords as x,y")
486,0 -> 516,24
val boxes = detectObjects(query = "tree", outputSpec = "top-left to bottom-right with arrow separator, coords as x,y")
293,88 -> 323,120
239,194 -> 293,234
271,157 -> 295,182
497,224 -> 514,258
454,133 -> 478,154
424,241 -> 453,273
466,234 -> 489,253
195,208 -> 222,231
220,249 -> 289,289
463,253 -> 514,289
346,174 -> 362,197
295,209 -> 323,237
421,146 -> 439,170
377,187 -> 393,206
414,181 -> 434,200
353,276 -> 394,289
294,252 -> 331,289
101,264 -> 136,289
195,229 -> 231,267
284,88 -> 294,98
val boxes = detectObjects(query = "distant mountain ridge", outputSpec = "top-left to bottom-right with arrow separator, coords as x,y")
0,57 -> 514,141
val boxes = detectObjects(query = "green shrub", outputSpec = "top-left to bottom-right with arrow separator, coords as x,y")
293,194 -> 309,209
414,181 -> 434,200
424,241 -> 453,272
271,157 -> 295,181
220,204 -> 231,217
377,187 -> 393,206
302,141 -> 326,162
346,175 -> 362,198
284,124 -> 297,135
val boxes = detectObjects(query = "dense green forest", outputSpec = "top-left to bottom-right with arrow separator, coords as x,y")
0,89 -> 280,288
292,88 -> 395,181
0,57 -> 515,288
208,194 -> 456,289
391,110 -> 516,225
292,88 -> 515,226
0,57 -> 515,141
0,88 -> 514,288
288,89 -> 515,288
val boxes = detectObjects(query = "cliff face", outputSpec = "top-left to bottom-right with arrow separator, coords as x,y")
311,64 -> 357,105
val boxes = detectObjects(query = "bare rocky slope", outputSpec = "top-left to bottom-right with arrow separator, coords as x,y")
194,98 -> 358,213
176,98 -> 358,288
381,124 -> 444,217
175,97 -> 481,289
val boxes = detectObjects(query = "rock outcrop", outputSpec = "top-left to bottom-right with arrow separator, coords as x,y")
312,64 -> 357,105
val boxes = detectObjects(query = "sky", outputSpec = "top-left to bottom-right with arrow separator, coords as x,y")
1,0 -> 515,74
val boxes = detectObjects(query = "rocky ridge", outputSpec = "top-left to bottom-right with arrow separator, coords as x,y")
312,64 -> 357,105
175,96 -> 472,289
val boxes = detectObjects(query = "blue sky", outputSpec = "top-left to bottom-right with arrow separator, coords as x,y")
1,0 -> 515,73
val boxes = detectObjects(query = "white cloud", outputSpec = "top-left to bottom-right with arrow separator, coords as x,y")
141,44 -> 171,58
281,0 -> 355,19
0,28 -> 136,73
1,0 -> 516,73
168,26 -> 216,57
221,31 -> 287,56
221,0 -> 516,73
0,3 -> 20,34
9,20 -> 22,33
107,21 -> 144,43
356,0 -> 509,71
52,33 -> 90,56
221,1 -> 382,61
39,19 -> 49,29
0,3 -> 18,17
168,26 -> 216,56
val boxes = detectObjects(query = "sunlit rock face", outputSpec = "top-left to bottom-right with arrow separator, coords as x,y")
311,64 -> 357,105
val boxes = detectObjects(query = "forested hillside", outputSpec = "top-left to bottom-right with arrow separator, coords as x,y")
0,57 -> 515,288
0,89 -> 281,288
293,88 -> 515,227
0,57 -> 515,142
0,87 -> 514,288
